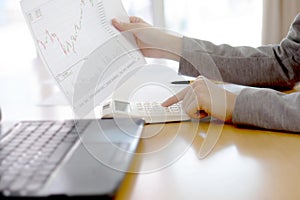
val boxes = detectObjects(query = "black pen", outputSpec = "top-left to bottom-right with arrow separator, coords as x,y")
171,80 -> 224,84
170,80 -> 195,84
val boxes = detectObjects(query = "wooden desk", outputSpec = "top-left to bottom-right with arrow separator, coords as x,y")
115,120 -> 300,200
2,13 -> 300,200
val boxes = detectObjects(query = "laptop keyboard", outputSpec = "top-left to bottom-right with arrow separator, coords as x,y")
0,120 -> 90,196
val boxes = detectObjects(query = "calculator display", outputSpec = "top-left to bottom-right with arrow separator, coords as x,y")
114,101 -> 131,112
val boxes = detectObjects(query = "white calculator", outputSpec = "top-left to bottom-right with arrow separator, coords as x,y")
101,99 -> 191,123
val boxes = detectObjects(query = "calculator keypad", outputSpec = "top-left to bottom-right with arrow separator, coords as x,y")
133,102 -> 183,115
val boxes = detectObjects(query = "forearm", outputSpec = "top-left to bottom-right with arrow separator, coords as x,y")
232,88 -> 300,132
179,37 -> 299,89
178,14 -> 300,89
159,33 -> 182,62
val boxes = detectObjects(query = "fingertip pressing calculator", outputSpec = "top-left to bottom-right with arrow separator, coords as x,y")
101,99 -> 191,123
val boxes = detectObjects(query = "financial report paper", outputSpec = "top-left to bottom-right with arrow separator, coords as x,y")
21,0 -> 145,117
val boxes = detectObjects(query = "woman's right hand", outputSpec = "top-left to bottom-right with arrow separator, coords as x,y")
112,16 -> 182,61
162,76 -> 237,123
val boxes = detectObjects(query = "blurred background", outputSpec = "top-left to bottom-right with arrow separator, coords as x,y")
0,0 -> 299,120
1,0 -> 299,52
123,0 -> 263,46
0,0 -> 299,98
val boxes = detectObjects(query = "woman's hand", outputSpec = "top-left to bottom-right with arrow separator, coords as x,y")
162,76 -> 237,123
112,16 -> 182,61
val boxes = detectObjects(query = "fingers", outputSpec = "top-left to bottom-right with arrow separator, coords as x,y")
184,98 -> 201,118
112,16 -> 149,32
162,79 -> 210,119
199,111 -> 209,118
182,88 -> 206,119
112,18 -> 135,31
163,87 -> 208,119
161,86 -> 189,107
111,18 -> 122,30
129,16 -> 146,24
162,76 -> 236,122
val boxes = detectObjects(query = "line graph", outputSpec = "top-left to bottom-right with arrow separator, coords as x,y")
36,0 -> 94,55
23,0 -> 145,116
28,0 -> 124,76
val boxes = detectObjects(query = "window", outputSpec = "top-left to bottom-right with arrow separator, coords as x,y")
164,0 -> 263,46
122,0 -> 262,46
122,0 -> 154,24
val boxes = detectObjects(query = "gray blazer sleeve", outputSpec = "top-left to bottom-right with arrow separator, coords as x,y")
179,14 -> 300,132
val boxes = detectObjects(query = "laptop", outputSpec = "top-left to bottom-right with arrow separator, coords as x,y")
3,0 -> 145,197
0,117 -> 144,198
